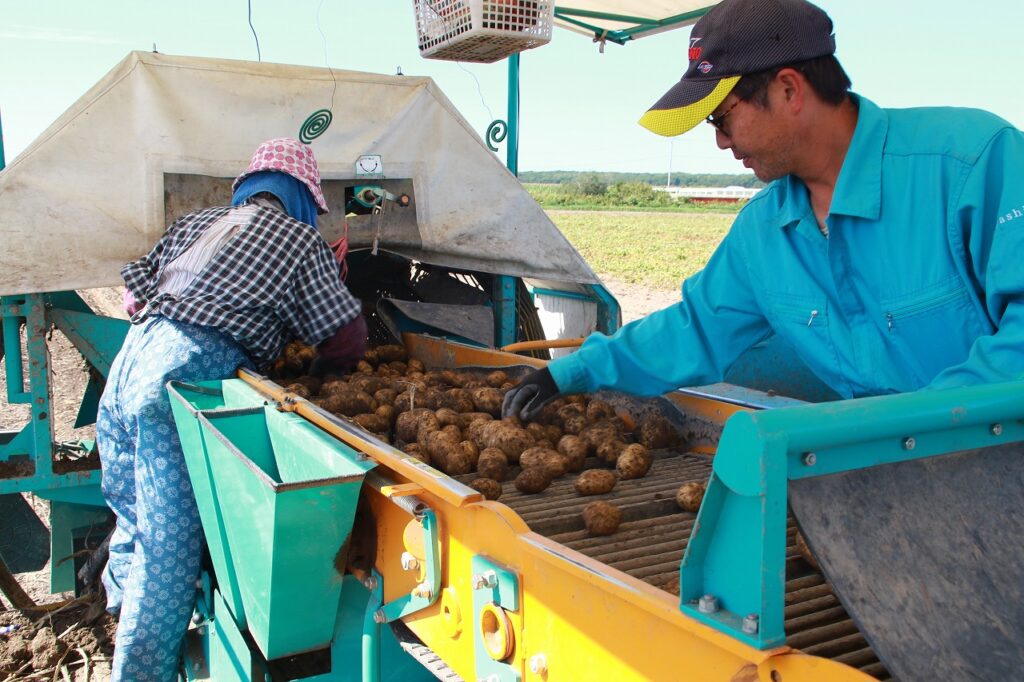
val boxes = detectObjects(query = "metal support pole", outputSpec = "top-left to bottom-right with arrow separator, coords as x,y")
506,54 -> 519,176
0,106 -> 6,170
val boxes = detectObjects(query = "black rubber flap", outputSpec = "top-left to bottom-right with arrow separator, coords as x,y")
789,444 -> 1024,681
377,298 -> 494,347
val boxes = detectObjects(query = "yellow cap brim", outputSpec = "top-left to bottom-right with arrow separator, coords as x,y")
638,76 -> 741,137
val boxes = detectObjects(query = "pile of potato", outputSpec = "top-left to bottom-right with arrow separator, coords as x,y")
272,340 -> 695,535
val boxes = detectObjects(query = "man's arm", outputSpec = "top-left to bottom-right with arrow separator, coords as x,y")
927,126 -> 1024,389
547,226 -> 772,397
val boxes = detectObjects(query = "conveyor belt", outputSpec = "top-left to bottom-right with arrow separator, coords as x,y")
463,450 -> 893,681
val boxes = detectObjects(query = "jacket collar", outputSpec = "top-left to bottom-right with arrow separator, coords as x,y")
768,94 -> 887,229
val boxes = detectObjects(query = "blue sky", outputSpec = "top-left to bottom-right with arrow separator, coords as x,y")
2,1 -> 1022,176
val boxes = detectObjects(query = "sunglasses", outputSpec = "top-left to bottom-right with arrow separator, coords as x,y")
706,99 -> 740,135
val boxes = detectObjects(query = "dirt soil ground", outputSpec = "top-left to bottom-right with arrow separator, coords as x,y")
0,280 -> 676,680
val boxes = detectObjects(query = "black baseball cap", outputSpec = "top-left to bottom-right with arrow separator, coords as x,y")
639,0 -> 837,136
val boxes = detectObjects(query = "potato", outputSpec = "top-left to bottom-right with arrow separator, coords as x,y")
562,413 -> 587,435
514,468 -> 552,494
458,412 -> 494,430
407,358 -> 425,373
350,375 -> 387,395
519,447 -> 568,478
393,390 -> 431,413
502,414 -> 523,427
422,429 -> 460,460
439,388 -> 475,413
638,415 -> 677,450
616,444 -> 652,480
470,387 -> 503,416
795,531 -> 820,571
285,383 -> 312,399
435,408 -> 462,428
374,388 -> 398,406
544,424 -> 563,444
675,481 -> 706,512
442,449 -> 473,476
574,470 -> 617,496
441,423 -> 462,440
319,380 -> 352,397
321,390 -> 377,417
388,360 -> 408,375
403,443 -> 430,464
585,399 -> 616,423
375,404 -> 396,424
557,435 -> 588,472
595,439 -> 626,465
355,360 -> 374,374
485,370 -> 508,388
526,422 -> 548,441
477,448 -> 510,481
458,440 -> 480,469
289,376 -> 322,394
579,420 -> 619,449
395,409 -> 438,443
566,394 -> 586,406
471,478 -> 503,501
467,419 -> 492,448
353,413 -> 390,433
582,501 -> 621,536
557,404 -> 584,423
482,423 -> 533,464
375,344 -> 407,363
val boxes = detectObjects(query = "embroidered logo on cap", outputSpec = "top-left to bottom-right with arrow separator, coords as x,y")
697,61 -> 713,74
689,37 -> 703,61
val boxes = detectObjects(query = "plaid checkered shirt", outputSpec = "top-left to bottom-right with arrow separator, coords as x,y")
122,205 -> 361,368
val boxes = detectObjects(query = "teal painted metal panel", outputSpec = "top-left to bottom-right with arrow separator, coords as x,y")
471,556 -> 521,682
493,276 -> 517,347
195,403 -> 375,660
47,500 -> 112,593
590,283 -> 620,334
678,378 -> 1024,649
49,308 -> 129,377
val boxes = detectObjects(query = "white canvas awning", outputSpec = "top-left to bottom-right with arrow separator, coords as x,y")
0,51 -> 600,295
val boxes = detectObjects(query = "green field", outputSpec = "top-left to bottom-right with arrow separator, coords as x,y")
547,210 -> 735,290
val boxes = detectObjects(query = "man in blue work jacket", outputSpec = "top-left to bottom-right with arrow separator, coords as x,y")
504,0 -> 1024,419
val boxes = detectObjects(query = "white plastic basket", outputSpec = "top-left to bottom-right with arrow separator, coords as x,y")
414,0 -> 554,64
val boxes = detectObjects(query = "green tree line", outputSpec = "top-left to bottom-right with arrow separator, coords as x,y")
519,170 -> 765,188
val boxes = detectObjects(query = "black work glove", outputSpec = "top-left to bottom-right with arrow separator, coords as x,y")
501,368 -> 561,421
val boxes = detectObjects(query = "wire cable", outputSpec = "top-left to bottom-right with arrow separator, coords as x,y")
247,0 -> 261,61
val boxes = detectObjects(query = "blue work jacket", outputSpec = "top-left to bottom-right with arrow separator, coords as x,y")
550,96 -> 1024,400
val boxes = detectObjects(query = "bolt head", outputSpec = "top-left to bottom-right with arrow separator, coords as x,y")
412,581 -> 432,599
363,576 -> 378,591
529,653 -> 548,674
697,593 -> 719,614
902,437 -> 916,450
991,423 -> 1003,436
401,552 -> 420,571
373,609 -> 387,624
742,613 -> 760,634
471,570 -> 498,590
802,452 -> 816,466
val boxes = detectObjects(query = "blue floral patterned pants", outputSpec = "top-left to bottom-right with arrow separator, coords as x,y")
96,317 -> 250,682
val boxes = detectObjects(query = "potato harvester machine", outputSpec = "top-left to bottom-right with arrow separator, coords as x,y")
2,10 -> 1022,681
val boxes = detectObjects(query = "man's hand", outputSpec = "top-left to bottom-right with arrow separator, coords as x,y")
501,368 -> 560,421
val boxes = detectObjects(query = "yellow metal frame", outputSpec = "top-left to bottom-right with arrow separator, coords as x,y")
238,335 -> 872,681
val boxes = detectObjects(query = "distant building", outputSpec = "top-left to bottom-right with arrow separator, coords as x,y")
656,185 -> 762,204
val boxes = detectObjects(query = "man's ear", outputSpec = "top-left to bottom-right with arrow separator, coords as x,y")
774,68 -> 806,114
